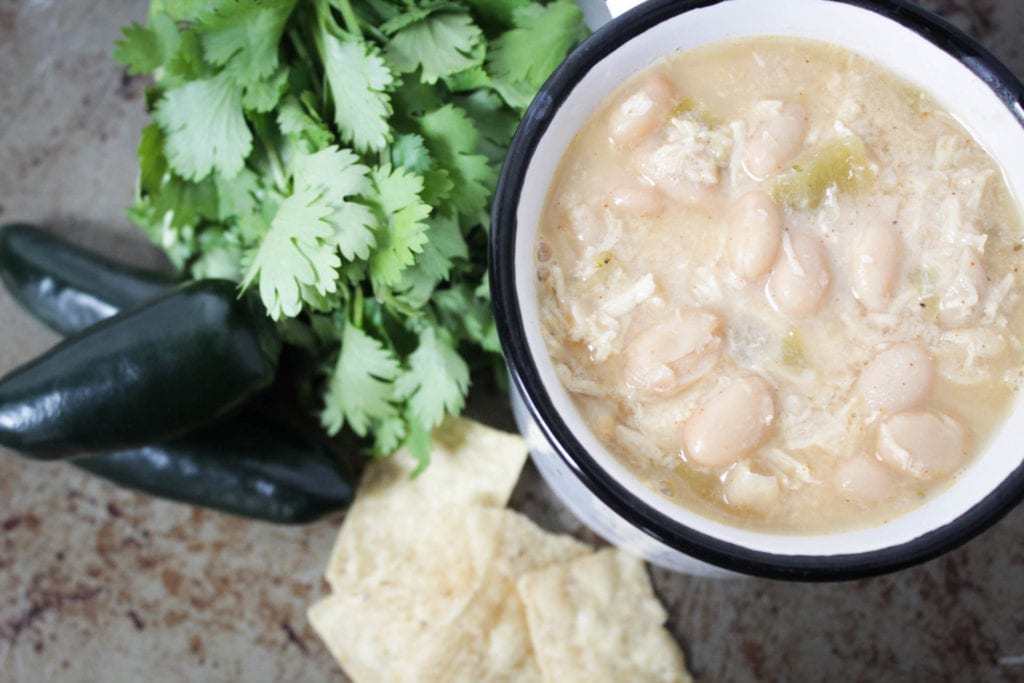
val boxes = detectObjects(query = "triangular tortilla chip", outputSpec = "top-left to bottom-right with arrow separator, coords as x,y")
517,548 -> 692,683
309,507 -> 589,683
417,510 -> 592,682
325,417 -> 529,590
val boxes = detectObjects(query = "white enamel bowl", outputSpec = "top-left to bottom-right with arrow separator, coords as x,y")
490,0 -> 1024,579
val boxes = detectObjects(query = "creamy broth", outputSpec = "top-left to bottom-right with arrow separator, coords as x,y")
535,37 -> 1024,534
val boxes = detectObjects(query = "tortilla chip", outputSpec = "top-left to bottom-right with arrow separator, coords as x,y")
517,548 -> 692,683
365,416 -> 528,508
325,417 -> 529,590
417,510 -> 592,682
309,507 -> 590,683
310,506 -> 500,683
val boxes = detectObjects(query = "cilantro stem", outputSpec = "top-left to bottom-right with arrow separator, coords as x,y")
251,116 -> 289,193
266,144 -> 288,193
353,286 -> 364,328
359,21 -> 385,44
336,0 -> 362,39
310,0 -> 329,52
287,26 -> 314,72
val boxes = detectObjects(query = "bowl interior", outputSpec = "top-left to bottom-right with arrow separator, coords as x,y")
512,0 -> 1024,557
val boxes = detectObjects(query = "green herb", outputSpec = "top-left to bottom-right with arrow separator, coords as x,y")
114,0 -> 587,470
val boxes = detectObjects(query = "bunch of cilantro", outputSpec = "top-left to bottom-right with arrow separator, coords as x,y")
113,0 -> 588,469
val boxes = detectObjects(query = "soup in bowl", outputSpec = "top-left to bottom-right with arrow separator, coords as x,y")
491,0 -> 1024,579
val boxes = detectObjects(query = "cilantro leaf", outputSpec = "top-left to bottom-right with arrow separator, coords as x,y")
463,0 -> 529,29
421,168 -> 455,207
369,165 -> 431,288
433,282 -> 500,352
242,183 -> 340,319
389,133 -> 456,213
128,172 -> 219,268
395,326 -> 470,430
134,171 -> 219,235
154,72 -> 253,181
294,146 -> 377,261
404,419 -> 433,474
452,89 -> 519,163
487,0 -> 587,108
215,166 -> 260,221
199,0 -> 298,87
294,146 -> 371,206
321,31 -> 394,153
113,14 -> 179,75
277,96 -> 335,150
148,0 -> 207,22
443,64 -> 491,93
377,2 -> 463,33
321,323 -> 401,436
162,29 -> 207,84
191,227 -> 245,280
391,265 -> 440,310
243,144 -> 379,318
242,67 -> 289,113
417,212 -> 468,279
236,201 -> 277,245
417,104 -> 494,221
391,73 -> 444,124
390,133 -> 432,174
371,163 -> 423,216
373,415 -> 408,458
386,12 -> 484,85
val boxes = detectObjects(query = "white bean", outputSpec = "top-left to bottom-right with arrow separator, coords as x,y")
623,308 -> 722,399
608,75 -> 675,146
767,230 -> 831,317
609,184 -> 665,217
939,248 -> 987,327
849,220 -> 902,312
835,456 -> 895,503
744,103 -> 808,180
723,461 -> 780,508
684,376 -> 775,468
856,343 -> 933,414
877,411 -> 966,478
728,191 -> 783,280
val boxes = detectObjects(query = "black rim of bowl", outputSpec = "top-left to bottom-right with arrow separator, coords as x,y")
490,0 -> 1024,581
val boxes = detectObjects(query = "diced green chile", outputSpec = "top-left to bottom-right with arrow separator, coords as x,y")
0,279 -> 280,459
0,223 -> 178,334
74,412 -> 355,524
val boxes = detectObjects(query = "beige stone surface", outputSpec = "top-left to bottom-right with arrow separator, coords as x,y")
2,1 -> 1024,682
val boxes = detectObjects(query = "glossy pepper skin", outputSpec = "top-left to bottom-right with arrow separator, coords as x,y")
0,223 -> 178,334
74,412 -> 355,524
0,279 -> 281,459
0,224 -> 356,523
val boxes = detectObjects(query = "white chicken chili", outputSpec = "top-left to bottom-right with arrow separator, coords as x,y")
535,37 -> 1024,533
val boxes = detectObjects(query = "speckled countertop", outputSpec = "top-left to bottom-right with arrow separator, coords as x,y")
1,1 -> 1023,681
